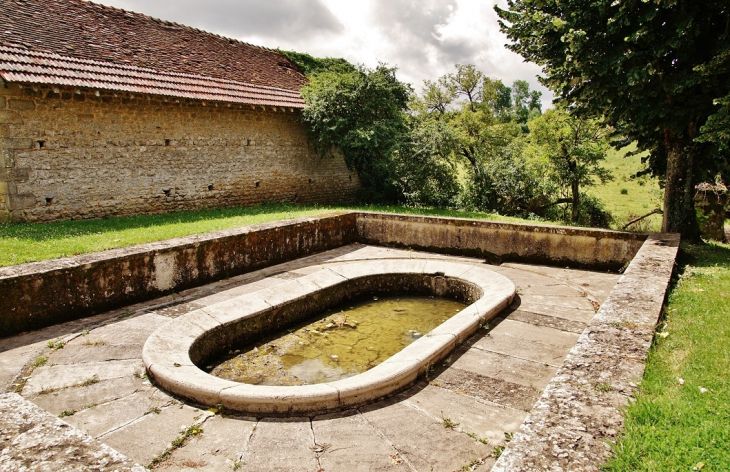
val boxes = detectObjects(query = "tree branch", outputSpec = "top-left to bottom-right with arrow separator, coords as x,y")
622,208 -> 663,229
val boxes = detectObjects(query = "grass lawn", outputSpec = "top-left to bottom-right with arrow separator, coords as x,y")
588,144 -> 664,232
0,203 -> 549,267
604,241 -> 730,471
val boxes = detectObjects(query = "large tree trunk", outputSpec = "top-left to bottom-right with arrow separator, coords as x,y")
662,132 -> 701,241
571,179 -> 580,222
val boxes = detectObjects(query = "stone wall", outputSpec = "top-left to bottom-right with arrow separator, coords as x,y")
0,211 -> 648,337
0,83 -> 358,222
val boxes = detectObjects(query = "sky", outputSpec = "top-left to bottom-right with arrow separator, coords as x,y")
93,0 -> 552,108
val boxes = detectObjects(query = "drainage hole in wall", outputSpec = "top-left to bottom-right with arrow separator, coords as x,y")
37,140 -> 45,149
164,139 -> 170,146
308,178 -> 313,184
254,180 -> 260,188
208,184 -> 214,191
45,197 -> 53,205
163,189 -> 171,196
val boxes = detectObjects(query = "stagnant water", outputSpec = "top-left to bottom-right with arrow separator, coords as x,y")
208,295 -> 467,386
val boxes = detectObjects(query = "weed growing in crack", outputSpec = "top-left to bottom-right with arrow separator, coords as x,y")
460,459 -> 482,470
441,411 -> 459,430
33,356 -> 47,367
79,377 -> 99,387
466,431 -> 489,445
47,339 -> 65,350
148,423 -> 203,468
58,409 -> 75,418
492,445 -> 505,458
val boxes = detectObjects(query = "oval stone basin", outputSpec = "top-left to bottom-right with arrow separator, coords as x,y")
142,259 -> 515,415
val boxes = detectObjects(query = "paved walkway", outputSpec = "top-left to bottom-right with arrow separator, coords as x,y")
1,245 -> 620,471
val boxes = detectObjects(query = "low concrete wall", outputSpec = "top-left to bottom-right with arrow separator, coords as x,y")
356,212 -> 647,271
1,211 -> 648,337
0,212 -> 357,336
492,233 -> 680,471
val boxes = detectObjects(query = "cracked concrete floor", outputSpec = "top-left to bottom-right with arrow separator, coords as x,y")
1,244 -> 620,472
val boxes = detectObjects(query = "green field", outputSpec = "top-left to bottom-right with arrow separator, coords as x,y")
588,144 -> 663,232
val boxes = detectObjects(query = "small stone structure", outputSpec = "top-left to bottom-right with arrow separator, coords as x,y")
0,0 -> 358,222
0,212 -> 646,336
0,214 -> 678,471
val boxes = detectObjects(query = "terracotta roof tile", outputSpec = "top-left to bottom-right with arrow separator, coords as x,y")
0,0 -> 308,106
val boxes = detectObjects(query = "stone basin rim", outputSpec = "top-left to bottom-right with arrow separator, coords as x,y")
142,259 -> 516,415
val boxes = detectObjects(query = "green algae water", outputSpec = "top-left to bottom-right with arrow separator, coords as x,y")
209,295 -> 467,386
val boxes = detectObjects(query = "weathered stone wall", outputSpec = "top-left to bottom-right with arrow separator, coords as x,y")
0,83 -> 358,222
356,212 -> 647,271
0,213 -> 358,336
0,211 -> 649,337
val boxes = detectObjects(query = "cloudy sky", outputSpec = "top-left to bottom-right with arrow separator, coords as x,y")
94,0 -> 552,107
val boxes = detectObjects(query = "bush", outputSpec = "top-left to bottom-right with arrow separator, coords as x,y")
392,119 -> 461,208
465,139 -> 554,216
574,195 -> 615,228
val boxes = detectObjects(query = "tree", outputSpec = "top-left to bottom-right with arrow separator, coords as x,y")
527,108 -> 612,221
300,64 -> 412,201
421,78 -> 455,115
496,0 -> 730,240
445,64 -> 484,111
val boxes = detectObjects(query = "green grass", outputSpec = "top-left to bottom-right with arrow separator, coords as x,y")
588,144 -> 664,231
0,202 -> 551,267
604,241 -> 730,471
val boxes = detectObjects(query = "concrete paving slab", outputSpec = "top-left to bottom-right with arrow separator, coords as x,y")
84,313 -> 172,346
487,266 -> 562,287
488,319 -> 581,348
502,263 -> 621,303
155,414 -> 257,471
360,399 -> 492,472
28,375 -> 148,416
65,388 -> 169,438
0,341 -> 46,391
513,293 -> 597,311
500,309 -> 588,334
433,367 -> 542,412
471,332 -> 571,367
313,411 -> 408,472
401,383 -> 526,447
515,284 -> 586,297
22,359 -> 145,396
237,418 -> 319,471
509,298 -> 597,323
49,342 -> 145,364
446,346 -> 558,390
100,402 -> 207,467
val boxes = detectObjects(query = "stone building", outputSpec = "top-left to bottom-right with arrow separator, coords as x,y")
0,0 -> 358,222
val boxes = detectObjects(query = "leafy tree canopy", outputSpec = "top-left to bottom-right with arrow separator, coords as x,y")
299,64 -> 412,201
495,0 -> 730,239
527,107 -> 612,221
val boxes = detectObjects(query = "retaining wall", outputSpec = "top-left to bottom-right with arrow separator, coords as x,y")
0,212 -> 648,337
